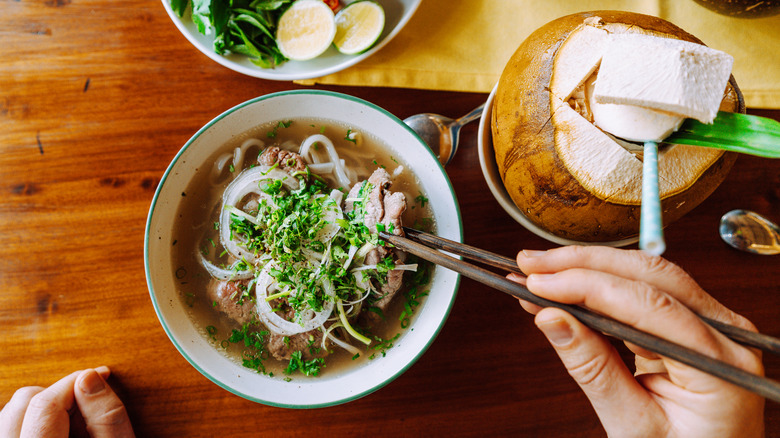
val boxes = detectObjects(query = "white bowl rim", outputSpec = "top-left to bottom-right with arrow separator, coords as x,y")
144,89 -> 463,408
477,84 -> 638,247
160,0 -> 422,81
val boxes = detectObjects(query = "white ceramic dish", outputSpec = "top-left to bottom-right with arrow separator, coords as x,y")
477,85 -> 638,247
161,0 -> 421,81
145,90 -> 462,408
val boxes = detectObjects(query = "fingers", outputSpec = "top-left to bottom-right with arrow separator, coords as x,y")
19,370 -> 82,438
516,246 -> 754,331
525,264 -> 763,394
0,386 -> 44,437
534,308 -> 661,433
2,367 -> 114,438
507,273 -> 543,315
74,369 -> 135,438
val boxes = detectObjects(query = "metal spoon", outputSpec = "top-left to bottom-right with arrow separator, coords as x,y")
404,104 -> 484,166
719,209 -> 780,255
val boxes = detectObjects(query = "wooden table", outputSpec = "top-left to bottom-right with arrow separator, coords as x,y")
2,0 -> 779,436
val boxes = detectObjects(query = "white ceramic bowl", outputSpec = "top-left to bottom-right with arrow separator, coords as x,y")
145,90 -> 462,408
144,90 -> 463,408
477,85 -> 638,247
161,0 -> 421,81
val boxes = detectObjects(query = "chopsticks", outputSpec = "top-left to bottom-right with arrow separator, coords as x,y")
379,227 -> 780,403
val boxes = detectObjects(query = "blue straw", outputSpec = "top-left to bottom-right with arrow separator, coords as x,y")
640,141 -> 665,255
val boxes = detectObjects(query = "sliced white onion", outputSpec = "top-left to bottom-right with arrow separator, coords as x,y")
324,326 -> 361,356
254,263 -> 334,336
342,245 -> 359,270
356,242 -> 375,260
219,166 -> 298,263
197,251 -> 254,281
341,273 -> 371,306
314,195 -> 343,244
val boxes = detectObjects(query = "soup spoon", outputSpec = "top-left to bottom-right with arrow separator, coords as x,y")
719,209 -> 780,255
404,104 -> 484,166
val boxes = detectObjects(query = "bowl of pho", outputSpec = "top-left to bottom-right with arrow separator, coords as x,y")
145,90 -> 462,408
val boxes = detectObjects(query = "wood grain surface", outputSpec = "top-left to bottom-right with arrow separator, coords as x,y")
2,0 -> 779,436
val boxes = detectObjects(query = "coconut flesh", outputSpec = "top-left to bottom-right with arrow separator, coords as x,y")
551,17 -> 735,204
491,13 -> 741,242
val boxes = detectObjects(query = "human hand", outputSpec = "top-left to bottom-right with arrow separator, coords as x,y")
0,366 -> 135,438
509,246 -> 764,438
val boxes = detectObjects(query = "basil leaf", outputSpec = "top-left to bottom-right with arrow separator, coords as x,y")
191,0 -> 212,35
249,0 -> 291,11
210,0 -> 230,35
233,11 -> 274,40
170,0 -> 189,17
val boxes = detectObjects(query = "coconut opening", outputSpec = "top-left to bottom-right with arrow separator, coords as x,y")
548,18 -> 726,205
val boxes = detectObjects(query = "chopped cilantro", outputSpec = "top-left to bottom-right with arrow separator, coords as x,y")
284,351 -> 325,376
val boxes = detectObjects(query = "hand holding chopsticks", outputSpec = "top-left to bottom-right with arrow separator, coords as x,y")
380,228 -> 780,408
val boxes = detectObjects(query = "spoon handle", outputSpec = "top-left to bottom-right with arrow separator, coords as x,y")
640,141 -> 665,255
456,103 -> 485,125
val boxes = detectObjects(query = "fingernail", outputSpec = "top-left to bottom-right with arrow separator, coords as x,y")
527,273 -> 553,283
537,318 -> 574,346
521,249 -> 546,257
79,369 -> 106,395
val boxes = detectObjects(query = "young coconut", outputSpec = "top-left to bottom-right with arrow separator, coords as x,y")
491,10 -> 744,243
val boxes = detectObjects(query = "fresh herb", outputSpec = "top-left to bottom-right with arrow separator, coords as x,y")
227,324 -> 270,374
284,351 -> 325,376
345,129 -> 357,143
400,256 -> 431,328
267,120 -> 293,138
206,325 -> 218,340
173,0 -> 292,68
415,193 -> 428,208
369,333 -> 400,359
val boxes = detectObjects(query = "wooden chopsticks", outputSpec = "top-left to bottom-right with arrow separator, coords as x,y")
379,227 -> 780,403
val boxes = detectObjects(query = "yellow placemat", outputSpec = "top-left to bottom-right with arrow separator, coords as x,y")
297,0 -> 780,109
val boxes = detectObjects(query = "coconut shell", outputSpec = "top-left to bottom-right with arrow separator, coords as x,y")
491,10 -> 744,243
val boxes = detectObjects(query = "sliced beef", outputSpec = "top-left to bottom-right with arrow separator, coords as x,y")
258,146 -> 306,173
264,299 -> 330,361
206,279 -> 256,326
345,168 -> 407,236
267,330 -> 328,361
344,168 -> 409,325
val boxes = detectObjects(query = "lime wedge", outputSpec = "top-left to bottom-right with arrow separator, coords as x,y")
276,0 -> 336,61
333,1 -> 385,55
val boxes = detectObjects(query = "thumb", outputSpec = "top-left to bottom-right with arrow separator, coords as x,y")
534,308 -> 658,432
74,368 -> 135,438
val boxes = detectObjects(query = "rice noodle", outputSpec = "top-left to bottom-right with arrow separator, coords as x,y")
307,163 -> 334,173
299,134 -> 351,189
210,138 -> 265,184
233,138 -> 264,171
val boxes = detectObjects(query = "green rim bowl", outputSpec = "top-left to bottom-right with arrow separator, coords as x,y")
145,90 -> 463,408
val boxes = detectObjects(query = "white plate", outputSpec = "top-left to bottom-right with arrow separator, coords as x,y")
145,90 -> 462,407
477,85 -> 638,247
161,0 -> 421,80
